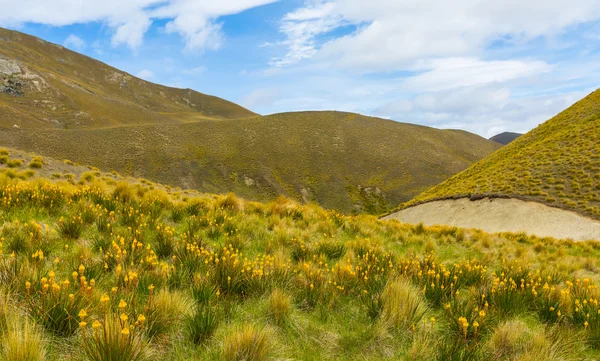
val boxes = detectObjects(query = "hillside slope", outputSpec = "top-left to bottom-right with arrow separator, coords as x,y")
0,111 -> 500,213
489,132 -> 522,145
398,89 -> 600,219
0,27 -> 256,129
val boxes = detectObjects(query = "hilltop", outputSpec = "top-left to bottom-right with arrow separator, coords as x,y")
0,27 -> 256,129
388,88 -> 600,224
0,111 -> 500,214
2,152 -> 600,360
489,132 -> 522,145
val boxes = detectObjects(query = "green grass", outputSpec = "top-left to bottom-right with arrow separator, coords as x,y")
1,168 -> 600,360
399,88 -> 600,220
0,112 -> 499,214
0,27 -> 256,130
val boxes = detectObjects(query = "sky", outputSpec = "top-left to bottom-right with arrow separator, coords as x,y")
2,0 -> 600,137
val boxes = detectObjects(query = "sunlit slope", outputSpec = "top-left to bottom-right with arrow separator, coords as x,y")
0,27 -> 256,129
0,111 -> 500,213
402,89 -> 600,219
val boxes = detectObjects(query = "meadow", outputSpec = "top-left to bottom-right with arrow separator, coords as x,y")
1,153 -> 600,360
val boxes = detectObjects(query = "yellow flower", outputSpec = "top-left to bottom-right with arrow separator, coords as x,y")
118,299 -> 127,309
479,310 -> 485,318
78,264 -> 85,274
121,328 -> 130,336
25,281 -> 31,290
148,284 -> 155,292
137,314 -> 146,323
79,321 -> 87,328
100,294 -> 110,304
120,313 -> 129,322
585,321 -> 589,329
78,309 -> 88,320
111,287 -> 118,294
92,320 -> 101,329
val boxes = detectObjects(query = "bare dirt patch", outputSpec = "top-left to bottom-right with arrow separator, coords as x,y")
382,197 -> 600,241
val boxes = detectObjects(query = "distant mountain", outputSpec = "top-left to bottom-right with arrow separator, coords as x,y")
0,27 -> 256,129
489,132 -> 522,145
396,88 -> 600,220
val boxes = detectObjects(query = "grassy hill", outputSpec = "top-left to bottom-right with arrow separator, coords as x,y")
489,132 -> 522,145
401,89 -> 600,219
0,111 -> 500,214
0,27 -> 256,129
2,157 -> 600,360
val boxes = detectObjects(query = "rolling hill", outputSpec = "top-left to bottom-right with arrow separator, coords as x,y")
0,111 -> 500,214
394,88 -> 600,220
489,132 -> 522,145
0,27 -> 256,129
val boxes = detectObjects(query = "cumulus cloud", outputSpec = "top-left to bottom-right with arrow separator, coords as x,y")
0,0 -> 277,50
275,0 -> 600,71
63,34 -> 86,49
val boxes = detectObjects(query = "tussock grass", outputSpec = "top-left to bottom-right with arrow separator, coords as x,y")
0,170 -> 599,360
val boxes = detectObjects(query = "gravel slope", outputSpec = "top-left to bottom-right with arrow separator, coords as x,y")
382,198 -> 600,241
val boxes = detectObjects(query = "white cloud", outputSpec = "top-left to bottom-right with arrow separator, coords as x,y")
373,85 -> 588,137
0,0 -> 277,50
63,34 -> 86,49
403,58 -> 552,92
182,66 -> 206,75
275,0 -> 600,71
136,69 -> 155,80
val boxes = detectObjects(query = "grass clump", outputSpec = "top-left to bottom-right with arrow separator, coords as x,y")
6,159 -> 22,168
223,324 -> 272,361
268,288 -> 292,325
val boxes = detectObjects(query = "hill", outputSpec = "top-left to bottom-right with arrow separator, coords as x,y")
1,157 -> 600,360
489,132 -> 522,145
0,111 -> 500,214
0,27 -> 256,129
396,88 -> 600,220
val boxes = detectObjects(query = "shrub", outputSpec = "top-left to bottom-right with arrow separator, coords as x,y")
0,148 -> 8,156
28,157 -> 43,169
0,155 -> 7,165
6,159 -> 22,168
268,289 -> 292,325
223,324 -> 272,361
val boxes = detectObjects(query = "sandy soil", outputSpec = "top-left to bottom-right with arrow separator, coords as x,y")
382,198 -> 600,241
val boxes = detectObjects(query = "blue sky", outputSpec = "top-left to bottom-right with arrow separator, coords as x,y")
2,0 -> 600,137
